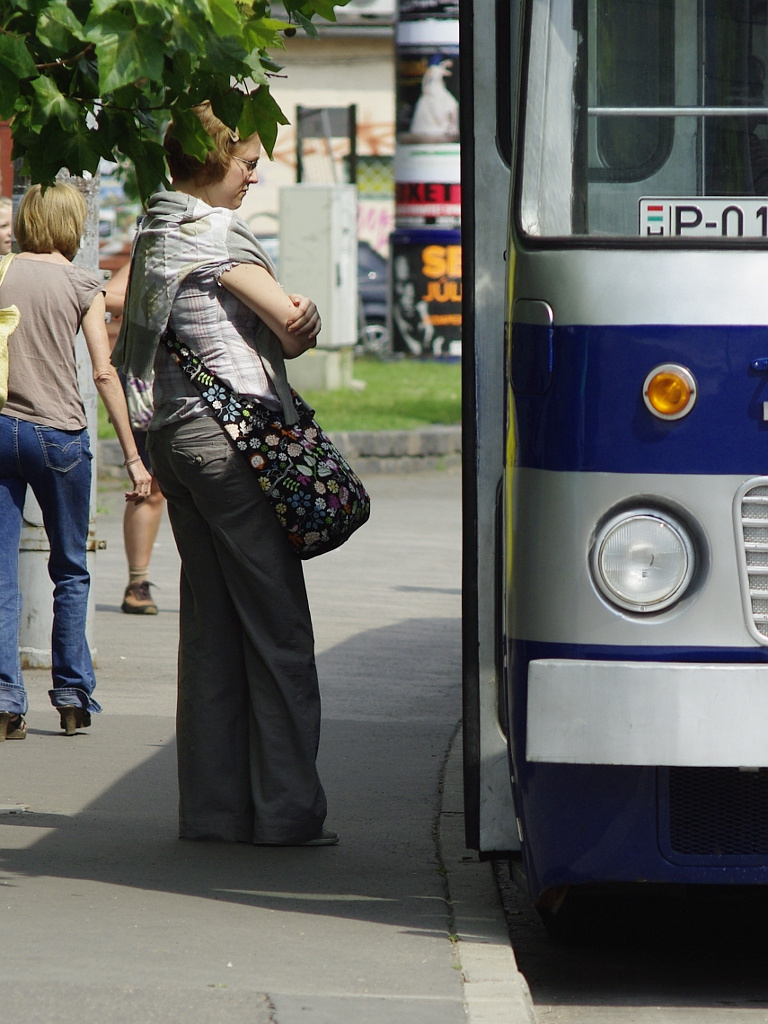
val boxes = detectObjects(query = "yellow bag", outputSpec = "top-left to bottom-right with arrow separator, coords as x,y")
0,253 -> 20,412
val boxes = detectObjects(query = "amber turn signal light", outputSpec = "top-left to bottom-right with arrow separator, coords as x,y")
643,364 -> 697,420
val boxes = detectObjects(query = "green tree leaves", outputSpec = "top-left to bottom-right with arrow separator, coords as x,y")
82,10 -> 166,93
0,0 -> 348,202
0,30 -> 38,79
239,87 -> 289,157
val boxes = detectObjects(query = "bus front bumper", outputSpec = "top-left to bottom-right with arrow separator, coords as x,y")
527,659 -> 768,768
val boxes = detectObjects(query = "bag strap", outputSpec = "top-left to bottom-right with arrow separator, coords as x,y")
162,327 -> 314,423
0,253 -> 15,289
161,328 -> 219,396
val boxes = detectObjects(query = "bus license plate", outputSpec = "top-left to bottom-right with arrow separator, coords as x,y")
640,197 -> 768,238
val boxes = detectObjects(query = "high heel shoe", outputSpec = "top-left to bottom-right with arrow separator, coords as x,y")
0,712 -> 27,741
58,706 -> 91,736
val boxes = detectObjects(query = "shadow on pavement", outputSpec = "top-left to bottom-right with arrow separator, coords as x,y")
0,618 -> 461,943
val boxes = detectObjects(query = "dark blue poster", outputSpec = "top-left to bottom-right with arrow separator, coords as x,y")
390,228 -> 462,357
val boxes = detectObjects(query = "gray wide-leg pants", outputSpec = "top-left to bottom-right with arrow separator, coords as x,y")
147,416 -> 327,844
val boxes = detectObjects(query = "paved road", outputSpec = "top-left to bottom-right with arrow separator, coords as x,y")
0,468 -> 532,1024
497,861 -> 768,1023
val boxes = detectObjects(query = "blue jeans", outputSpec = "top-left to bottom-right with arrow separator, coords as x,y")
0,415 -> 101,715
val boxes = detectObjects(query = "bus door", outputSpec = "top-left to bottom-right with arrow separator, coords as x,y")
460,0 -> 524,854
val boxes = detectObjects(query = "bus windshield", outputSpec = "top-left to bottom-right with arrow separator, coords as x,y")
518,0 -> 768,240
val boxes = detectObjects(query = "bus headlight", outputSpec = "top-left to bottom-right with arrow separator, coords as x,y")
643,364 -> 697,420
591,510 -> 695,612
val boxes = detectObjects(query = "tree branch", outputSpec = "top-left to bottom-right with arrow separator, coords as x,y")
35,43 -> 95,70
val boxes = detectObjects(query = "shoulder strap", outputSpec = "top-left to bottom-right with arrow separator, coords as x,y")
0,253 -> 15,288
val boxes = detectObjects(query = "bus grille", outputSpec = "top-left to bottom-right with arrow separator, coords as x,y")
737,481 -> 768,640
668,767 -> 768,855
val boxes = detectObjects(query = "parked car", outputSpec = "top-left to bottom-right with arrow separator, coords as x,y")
255,234 -> 391,353
356,240 -> 390,354
258,234 -> 280,270
357,240 -> 387,324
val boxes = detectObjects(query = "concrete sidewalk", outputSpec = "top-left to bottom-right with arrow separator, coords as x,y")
0,469 -> 533,1024
440,733 -> 536,1024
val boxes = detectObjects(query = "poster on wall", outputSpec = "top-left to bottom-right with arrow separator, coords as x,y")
394,144 -> 461,225
395,40 -> 460,226
397,44 -> 460,145
390,228 -> 462,357
399,1 -> 459,19
395,180 -> 461,225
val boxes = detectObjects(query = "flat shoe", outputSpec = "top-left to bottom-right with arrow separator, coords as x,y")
256,828 -> 340,847
0,712 -> 26,741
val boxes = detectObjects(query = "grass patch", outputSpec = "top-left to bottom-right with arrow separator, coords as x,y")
302,356 -> 461,432
99,356 -> 462,438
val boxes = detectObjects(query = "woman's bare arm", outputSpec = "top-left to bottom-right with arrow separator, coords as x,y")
219,263 -> 320,359
81,293 -> 151,503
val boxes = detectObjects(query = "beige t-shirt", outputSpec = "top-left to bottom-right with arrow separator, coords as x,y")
0,257 -> 103,431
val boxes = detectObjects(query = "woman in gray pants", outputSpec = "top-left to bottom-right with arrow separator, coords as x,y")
113,102 -> 338,847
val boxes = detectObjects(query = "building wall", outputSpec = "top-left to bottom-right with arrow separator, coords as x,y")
240,32 -> 396,255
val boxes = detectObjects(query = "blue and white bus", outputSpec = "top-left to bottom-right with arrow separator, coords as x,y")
462,0 -> 768,933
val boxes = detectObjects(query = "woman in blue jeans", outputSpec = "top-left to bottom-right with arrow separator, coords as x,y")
0,182 -> 151,740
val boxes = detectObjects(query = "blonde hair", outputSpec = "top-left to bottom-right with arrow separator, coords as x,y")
15,182 -> 86,259
164,101 -> 255,186
0,197 -> 11,214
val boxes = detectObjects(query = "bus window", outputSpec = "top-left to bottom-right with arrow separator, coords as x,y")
592,0 -> 674,182
517,0 -> 768,239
